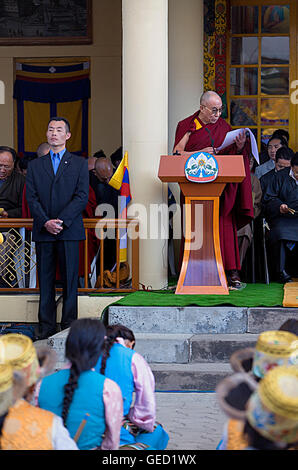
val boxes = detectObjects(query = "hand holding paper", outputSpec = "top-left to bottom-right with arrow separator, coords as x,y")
216,128 -> 259,164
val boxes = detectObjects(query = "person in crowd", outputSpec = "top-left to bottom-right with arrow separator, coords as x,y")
237,155 -> 262,268
36,142 -> 50,158
88,149 -> 107,173
22,141 -> 97,288
94,323 -> 169,450
0,146 -> 26,287
262,152 -> 298,283
255,135 -> 288,179
217,365 -> 298,450
260,146 -> 294,196
0,333 -> 78,450
90,157 -> 119,274
25,117 -> 89,340
110,147 -> 123,170
16,155 -> 38,177
0,146 -> 25,218
259,129 -> 290,165
173,90 -> 254,289
36,318 -> 123,450
279,317 -> 298,335
272,128 -> 289,145
217,325 -> 298,450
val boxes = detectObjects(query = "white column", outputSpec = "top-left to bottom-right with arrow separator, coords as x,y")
168,0 -> 204,271
122,0 -> 168,289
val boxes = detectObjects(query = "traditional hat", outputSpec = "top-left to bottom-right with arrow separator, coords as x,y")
216,372 -> 258,421
0,363 -> 13,416
252,331 -> 298,379
230,347 -> 255,375
0,334 -> 40,388
247,365 -> 298,444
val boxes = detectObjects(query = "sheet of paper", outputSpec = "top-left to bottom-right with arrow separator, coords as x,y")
216,128 -> 260,164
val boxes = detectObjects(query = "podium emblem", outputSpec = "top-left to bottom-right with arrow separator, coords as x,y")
185,152 -> 219,183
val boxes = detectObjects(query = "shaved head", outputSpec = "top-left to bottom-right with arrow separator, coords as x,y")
199,90 -> 223,125
200,91 -> 221,106
36,142 -> 50,158
95,157 -> 113,184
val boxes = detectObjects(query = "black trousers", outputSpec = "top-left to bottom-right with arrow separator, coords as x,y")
272,239 -> 295,274
35,240 -> 79,334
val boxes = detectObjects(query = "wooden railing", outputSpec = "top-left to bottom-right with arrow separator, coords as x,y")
0,218 -> 139,293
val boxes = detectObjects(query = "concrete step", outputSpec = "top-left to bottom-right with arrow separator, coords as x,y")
109,306 -> 298,334
151,363 -> 232,391
41,330 -> 259,366
134,333 -> 259,364
189,334 -> 258,363
108,306 -> 248,334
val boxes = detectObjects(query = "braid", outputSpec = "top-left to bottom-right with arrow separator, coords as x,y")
61,364 -> 80,426
100,329 -> 119,375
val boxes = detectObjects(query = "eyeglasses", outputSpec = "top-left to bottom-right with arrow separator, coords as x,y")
201,105 -> 224,115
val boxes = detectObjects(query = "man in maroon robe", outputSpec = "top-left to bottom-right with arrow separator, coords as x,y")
173,91 -> 254,288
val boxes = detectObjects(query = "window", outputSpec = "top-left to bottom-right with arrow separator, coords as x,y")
227,1 -> 296,151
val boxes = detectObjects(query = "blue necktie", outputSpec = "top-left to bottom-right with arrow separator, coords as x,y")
52,153 -> 60,175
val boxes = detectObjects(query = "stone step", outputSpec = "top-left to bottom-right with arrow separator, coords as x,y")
109,306 -> 298,334
151,363 -> 232,392
189,334 -> 258,363
134,333 -> 258,364
40,330 -> 258,371
108,306 -> 248,334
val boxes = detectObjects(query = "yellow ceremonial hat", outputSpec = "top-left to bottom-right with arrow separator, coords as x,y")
0,334 -> 40,388
0,363 -> 13,416
247,365 -> 298,444
252,330 -> 298,379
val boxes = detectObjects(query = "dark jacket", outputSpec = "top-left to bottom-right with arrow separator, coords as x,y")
263,167 -> 298,243
26,151 -> 89,242
0,170 -> 25,217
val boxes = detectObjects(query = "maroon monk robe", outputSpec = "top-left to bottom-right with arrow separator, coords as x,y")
174,110 -> 254,271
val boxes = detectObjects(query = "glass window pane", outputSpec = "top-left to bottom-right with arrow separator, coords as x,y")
230,68 -> 258,96
261,37 -> 289,64
262,5 -> 290,34
261,98 -> 289,126
230,98 -> 257,126
261,67 -> 289,95
231,6 -> 258,34
231,37 -> 258,65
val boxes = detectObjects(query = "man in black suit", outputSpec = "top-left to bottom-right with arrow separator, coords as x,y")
26,117 -> 89,340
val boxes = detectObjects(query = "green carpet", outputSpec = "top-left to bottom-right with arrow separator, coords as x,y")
109,283 -> 284,308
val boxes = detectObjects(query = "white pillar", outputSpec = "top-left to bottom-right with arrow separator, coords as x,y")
168,0 -> 205,271
122,0 -> 168,289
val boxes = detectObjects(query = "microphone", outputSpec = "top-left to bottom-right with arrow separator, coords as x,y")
205,127 -> 217,154
0,233 -> 6,244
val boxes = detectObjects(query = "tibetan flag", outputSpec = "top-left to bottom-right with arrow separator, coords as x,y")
109,151 -> 131,262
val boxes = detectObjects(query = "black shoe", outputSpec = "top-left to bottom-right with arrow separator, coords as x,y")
278,270 -> 292,284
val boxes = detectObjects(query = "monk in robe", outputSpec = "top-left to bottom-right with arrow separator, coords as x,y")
262,153 -> 298,283
173,91 -> 254,288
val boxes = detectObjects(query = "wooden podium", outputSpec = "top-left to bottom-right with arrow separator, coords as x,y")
158,154 -> 246,295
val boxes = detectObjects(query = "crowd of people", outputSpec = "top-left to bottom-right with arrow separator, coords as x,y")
0,319 -> 169,450
0,317 -> 297,451
241,129 -> 298,284
216,318 -> 298,451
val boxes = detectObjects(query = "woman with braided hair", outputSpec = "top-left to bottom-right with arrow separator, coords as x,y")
94,323 -> 169,450
36,318 -> 123,450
